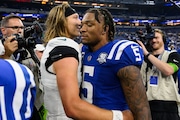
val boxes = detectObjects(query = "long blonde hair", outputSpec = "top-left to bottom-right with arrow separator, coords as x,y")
43,3 -> 71,44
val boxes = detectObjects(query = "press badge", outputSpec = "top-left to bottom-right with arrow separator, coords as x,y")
150,76 -> 158,86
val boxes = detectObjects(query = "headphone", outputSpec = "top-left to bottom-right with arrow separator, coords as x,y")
162,31 -> 166,44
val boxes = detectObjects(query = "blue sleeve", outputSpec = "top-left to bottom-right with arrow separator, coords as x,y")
120,43 -> 144,67
0,59 -> 14,86
110,41 -> 144,73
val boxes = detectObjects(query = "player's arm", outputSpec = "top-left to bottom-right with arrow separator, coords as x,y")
117,65 -> 152,120
53,57 -> 133,120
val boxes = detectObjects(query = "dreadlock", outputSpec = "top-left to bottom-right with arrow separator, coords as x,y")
85,8 -> 115,41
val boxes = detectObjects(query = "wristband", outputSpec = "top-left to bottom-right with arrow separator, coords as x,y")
168,63 -> 179,72
145,53 -> 151,58
112,110 -> 123,120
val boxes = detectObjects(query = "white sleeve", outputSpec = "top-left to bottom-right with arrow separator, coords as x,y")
0,40 -> 5,55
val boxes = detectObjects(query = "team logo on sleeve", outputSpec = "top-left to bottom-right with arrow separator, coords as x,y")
97,52 -> 108,64
87,55 -> 92,61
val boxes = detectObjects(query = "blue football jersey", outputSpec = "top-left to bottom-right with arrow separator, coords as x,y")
0,59 -> 36,120
81,39 -> 144,111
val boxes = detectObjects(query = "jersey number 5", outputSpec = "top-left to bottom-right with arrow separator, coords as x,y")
81,65 -> 94,103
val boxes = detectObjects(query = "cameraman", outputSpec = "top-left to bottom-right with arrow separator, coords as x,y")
137,28 -> 180,120
0,14 -> 45,120
0,15 -> 20,59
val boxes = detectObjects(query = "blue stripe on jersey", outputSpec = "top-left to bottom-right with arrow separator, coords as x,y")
19,63 -> 35,119
0,59 -> 36,120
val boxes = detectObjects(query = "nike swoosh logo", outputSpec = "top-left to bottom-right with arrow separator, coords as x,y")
131,45 -> 139,49
173,59 -> 179,63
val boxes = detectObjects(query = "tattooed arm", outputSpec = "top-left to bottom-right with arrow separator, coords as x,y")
118,65 -> 152,120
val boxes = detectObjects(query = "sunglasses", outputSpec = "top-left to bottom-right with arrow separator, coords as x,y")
5,26 -> 25,30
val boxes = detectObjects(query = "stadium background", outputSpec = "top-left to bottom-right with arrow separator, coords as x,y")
0,0 -> 180,50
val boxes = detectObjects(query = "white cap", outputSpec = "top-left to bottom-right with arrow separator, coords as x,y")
0,40 -> 5,55
34,44 -> 45,51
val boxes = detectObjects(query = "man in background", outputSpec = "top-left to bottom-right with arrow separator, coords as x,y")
137,28 -> 180,120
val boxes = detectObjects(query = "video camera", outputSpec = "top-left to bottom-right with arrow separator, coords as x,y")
136,23 -> 155,51
2,21 -> 43,65
7,33 -> 35,50
136,23 -> 155,45
2,21 -> 43,49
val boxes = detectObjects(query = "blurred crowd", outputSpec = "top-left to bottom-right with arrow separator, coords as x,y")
114,29 -> 180,51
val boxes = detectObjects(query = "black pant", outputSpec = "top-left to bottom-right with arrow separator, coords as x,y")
149,100 -> 180,120
30,106 -> 41,120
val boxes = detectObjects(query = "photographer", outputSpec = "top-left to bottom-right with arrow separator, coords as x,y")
0,14 -> 45,120
137,28 -> 180,120
0,15 -> 20,59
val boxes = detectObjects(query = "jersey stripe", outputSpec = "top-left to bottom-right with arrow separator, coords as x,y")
0,60 -> 35,120
115,41 -> 137,60
8,60 -> 26,120
0,87 -> 7,120
21,65 -> 35,118
108,40 -> 138,60
108,40 -> 126,59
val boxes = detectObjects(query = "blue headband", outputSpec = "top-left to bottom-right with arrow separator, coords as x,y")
65,7 -> 76,17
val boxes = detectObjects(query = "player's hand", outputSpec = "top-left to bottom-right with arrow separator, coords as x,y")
122,110 -> 134,120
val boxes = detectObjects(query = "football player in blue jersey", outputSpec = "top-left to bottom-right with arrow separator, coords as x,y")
80,8 -> 152,120
0,59 -> 36,120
